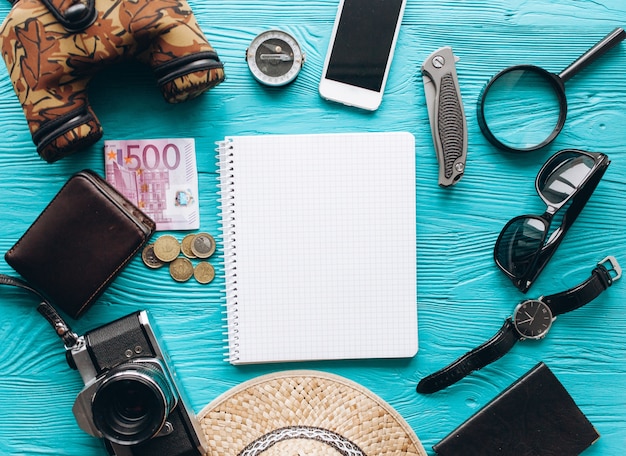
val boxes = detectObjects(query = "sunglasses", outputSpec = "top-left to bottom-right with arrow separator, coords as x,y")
494,149 -> 610,293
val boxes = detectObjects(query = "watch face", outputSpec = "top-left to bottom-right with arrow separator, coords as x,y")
513,299 -> 554,339
246,30 -> 304,86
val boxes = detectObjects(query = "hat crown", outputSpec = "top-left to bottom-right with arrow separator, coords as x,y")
200,371 -> 427,456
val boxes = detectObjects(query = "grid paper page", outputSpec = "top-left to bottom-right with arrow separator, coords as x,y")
218,132 -> 417,364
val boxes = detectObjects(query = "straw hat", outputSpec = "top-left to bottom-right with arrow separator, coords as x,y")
199,370 -> 426,455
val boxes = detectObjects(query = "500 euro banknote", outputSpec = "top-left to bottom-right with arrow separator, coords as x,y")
104,138 -> 199,231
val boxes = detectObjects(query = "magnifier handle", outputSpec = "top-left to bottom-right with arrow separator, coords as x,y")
422,47 -> 467,187
559,27 -> 626,83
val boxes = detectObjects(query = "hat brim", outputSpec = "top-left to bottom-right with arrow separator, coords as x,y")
199,370 -> 426,455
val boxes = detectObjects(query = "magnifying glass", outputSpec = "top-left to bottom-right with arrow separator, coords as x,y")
477,27 -> 626,153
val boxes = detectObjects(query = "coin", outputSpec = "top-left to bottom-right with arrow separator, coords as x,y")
190,232 -> 216,258
181,234 -> 197,259
153,235 -> 180,262
194,261 -> 215,284
141,244 -> 164,269
169,257 -> 194,282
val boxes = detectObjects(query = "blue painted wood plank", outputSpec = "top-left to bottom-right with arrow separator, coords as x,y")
0,0 -> 625,455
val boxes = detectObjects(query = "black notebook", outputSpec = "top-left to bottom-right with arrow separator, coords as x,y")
433,362 -> 600,456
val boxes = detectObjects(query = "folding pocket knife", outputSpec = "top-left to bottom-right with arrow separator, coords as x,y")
422,47 -> 467,187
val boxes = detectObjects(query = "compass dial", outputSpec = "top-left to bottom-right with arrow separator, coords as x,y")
246,30 -> 304,87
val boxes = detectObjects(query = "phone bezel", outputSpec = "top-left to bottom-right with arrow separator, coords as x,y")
319,0 -> 407,111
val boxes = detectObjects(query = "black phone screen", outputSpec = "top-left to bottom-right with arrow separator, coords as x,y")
326,0 -> 404,92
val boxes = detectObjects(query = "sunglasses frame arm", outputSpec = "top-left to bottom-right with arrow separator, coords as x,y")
520,158 -> 610,292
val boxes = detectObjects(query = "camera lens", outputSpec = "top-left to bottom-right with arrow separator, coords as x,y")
92,361 -> 176,446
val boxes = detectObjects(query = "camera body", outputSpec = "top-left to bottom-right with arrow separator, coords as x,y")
67,310 -> 207,456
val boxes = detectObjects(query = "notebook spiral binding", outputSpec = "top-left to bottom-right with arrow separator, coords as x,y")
216,139 -> 240,363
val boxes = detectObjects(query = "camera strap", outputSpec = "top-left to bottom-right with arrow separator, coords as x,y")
0,274 -> 78,348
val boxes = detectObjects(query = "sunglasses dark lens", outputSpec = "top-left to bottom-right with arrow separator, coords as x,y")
496,216 -> 549,278
538,152 -> 596,206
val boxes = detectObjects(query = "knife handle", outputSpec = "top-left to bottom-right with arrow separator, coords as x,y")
422,47 -> 467,187
437,72 -> 466,185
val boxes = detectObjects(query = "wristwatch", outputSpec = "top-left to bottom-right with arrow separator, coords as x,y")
417,256 -> 621,394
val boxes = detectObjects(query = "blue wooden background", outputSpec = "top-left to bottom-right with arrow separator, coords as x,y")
1,0 -> 625,455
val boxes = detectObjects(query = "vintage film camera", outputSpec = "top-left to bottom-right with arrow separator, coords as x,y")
66,310 -> 207,456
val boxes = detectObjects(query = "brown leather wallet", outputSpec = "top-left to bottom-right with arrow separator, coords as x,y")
5,170 -> 155,318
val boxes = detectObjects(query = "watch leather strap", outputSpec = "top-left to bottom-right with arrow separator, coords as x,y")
417,318 -> 520,394
417,257 -> 620,394
543,262 -> 615,316
0,274 -> 78,347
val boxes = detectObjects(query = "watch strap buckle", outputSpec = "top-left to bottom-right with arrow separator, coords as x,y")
599,256 -> 621,283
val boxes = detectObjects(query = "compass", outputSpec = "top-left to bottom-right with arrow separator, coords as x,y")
246,30 -> 305,87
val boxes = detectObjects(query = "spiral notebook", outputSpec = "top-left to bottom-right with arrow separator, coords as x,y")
217,132 -> 417,364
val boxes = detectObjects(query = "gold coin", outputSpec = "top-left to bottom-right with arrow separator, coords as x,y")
194,261 -> 215,284
190,232 -> 216,258
169,257 -> 194,282
153,235 -> 180,262
181,234 -> 197,259
141,244 -> 164,269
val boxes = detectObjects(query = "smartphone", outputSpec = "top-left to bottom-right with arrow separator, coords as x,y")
319,0 -> 407,111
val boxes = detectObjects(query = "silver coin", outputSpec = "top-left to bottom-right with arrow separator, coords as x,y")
190,233 -> 216,258
142,244 -> 164,269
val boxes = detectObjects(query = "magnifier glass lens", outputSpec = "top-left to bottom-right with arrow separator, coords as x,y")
481,69 -> 562,150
